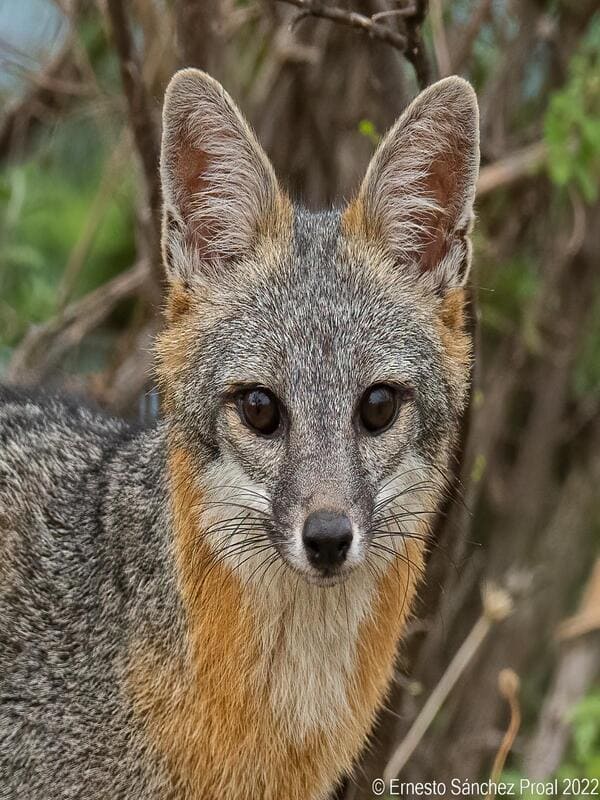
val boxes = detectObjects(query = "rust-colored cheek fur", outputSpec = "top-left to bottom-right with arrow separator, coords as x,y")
154,284 -> 201,413
438,287 -> 471,368
127,447 -> 424,800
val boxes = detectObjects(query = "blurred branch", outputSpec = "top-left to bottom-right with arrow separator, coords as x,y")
383,585 -> 513,782
279,0 -> 407,48
277,0 -> 432,87
104,0 -> 162,289
429,0 -> 451,76
449,0 -> 493,74
525,635 -> 600,779
557,558 -> 600,641
477,142 -> 547,197
7,261 -> 149,384
402,0 -> 431,88
57,132 -> 130,309
0,34 -> 82,162
96,318 -> 161,413
525,559 -> 600,778
438,342 -> 600,781
487,669 -> 521,792
174,0 -> 223,71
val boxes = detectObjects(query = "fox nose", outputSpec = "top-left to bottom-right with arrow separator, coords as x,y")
302,511 -> 353,571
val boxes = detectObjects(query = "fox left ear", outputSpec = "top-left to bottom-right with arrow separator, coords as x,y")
345,76 -> 479,293
160,68 -> 289,285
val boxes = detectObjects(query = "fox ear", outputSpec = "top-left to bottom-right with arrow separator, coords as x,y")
160,68 -> 286,284
347,76 -> 479,293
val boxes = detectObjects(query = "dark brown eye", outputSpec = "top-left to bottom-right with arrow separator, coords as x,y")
359,384 -> 400,434
237,387 -> 281,436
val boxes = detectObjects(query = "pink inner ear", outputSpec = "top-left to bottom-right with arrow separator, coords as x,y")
176,140 -> 210,203
174,139 -> 218,259
416,146 -> 466,273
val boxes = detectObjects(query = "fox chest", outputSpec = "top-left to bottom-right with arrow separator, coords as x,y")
131,560 -> 417,800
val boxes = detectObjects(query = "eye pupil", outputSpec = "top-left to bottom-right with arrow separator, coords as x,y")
359,384 -> 399,434
239,388 -> 280,436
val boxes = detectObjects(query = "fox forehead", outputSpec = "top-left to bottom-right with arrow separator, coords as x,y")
184,207 -> 447,395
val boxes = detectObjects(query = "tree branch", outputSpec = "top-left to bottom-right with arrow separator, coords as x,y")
449,0 -> 493,74
382,584 -> 513,783
477,142 -> 546,197
402,0 -> 431,88
174,0 -> 223,72
104,0 -> 162,288
7,261 -> 149,384
277,0 -> 432,87
0,35 -> 82,162
280,0 -> 407,50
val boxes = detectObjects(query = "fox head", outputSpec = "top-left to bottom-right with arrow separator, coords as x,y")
157,69 -> 479,588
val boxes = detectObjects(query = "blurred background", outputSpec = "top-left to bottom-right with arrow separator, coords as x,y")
1,0 -> 599,795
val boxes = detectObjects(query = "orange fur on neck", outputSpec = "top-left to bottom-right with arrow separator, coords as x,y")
127,446 -> 423,800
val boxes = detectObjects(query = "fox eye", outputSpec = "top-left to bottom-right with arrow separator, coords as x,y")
359,384 -> 401,434
237,387 -> 281,436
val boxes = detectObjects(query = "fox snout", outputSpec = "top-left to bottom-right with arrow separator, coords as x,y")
271,460 -> 374,584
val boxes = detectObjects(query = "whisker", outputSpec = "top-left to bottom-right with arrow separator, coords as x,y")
197,542 -> 275,586
264,556 -> 289,594
243,551 -> 280,589
203,484 -> 271,504
200,518 -> 267,536
196,500 -> 270,517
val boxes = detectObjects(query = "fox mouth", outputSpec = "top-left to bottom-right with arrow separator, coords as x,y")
280,555 -> 357,587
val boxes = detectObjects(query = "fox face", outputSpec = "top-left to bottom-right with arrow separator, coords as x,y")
157,70 -> 479,588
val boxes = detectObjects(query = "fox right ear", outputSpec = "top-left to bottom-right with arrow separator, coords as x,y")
345,76 -> 479,294
160,69 -> 287,285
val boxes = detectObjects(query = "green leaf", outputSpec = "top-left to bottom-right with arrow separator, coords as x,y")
358,119 -> 381,147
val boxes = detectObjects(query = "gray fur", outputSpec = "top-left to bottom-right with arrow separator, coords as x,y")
0,386 -> 183,797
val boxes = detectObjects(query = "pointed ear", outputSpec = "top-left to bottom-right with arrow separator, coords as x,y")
160,69 -> 288,284
345,76 -> 479,293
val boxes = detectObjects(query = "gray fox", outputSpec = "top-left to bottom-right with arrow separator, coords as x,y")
0,70 -> 479,799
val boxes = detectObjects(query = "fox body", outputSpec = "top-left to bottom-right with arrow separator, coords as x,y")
0,71 -> 479,799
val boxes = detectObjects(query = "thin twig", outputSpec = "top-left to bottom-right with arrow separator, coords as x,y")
402,0 -> 431,88
371,7 -> 418,22
278,0 -> 431,87
383,584 -> 513,782
0,34 -> 81,162
450,0 -> 493,74
486,668 -> 521,795
7,261 -> 149,383
56,132 -> 130,309
429,0 -> 451,76
278,1 -> 407,54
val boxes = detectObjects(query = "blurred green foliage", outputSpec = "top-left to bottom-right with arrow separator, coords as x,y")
0,121 -> 136,348
358,119 -> 381,147
563,690 -> 600,779
0,5 -> 135,366
503,689 -> 600,797
544,14 -> 600,202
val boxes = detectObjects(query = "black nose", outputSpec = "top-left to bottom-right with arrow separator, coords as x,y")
302,511 -> 353,571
